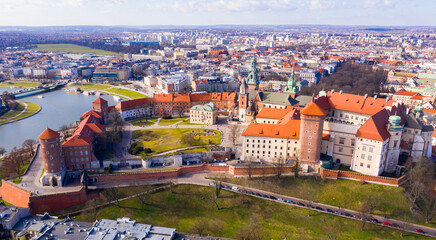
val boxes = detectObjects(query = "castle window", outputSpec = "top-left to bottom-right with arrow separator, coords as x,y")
351,139 -> 355,146
339,147 -> 343,152
368,155 -> 372,161
339,137 -> 345,145
361,154 -> 365,159
360,163 -> 363,167
367,164 -> 370,168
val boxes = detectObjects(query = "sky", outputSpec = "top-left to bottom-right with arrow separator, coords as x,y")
0,0 -> 435,26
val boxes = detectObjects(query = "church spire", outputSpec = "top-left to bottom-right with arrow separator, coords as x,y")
285,69 -> 299,95
246,57 -> 259,88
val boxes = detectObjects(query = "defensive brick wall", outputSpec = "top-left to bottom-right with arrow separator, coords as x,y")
229,165 -> 294,176
320,167 -> 408,187
28,187 -> 88,214
1,180 -> 31,209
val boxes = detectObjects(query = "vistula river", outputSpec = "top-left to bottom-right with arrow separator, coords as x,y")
0,87 -> 118,153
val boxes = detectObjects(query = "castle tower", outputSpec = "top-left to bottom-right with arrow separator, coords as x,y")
246,57 -> 259,90
384,115 -> 403,174
93,97 -> 109,124
298,102 -> 326,169
284,71 -> 299,98
238,79 -> 248,121
38,128 -> 66,186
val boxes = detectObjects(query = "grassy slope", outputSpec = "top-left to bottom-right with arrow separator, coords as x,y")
0,82 -> 41,88
0,102 -> 41,125
214,176 -> 436,228
35,44 -> 119,56
104,88 -> 146,99
71,184 -> 429,240
132,128 -> 221,155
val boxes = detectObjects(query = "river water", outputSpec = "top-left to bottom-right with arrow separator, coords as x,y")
0,87 -> 118,152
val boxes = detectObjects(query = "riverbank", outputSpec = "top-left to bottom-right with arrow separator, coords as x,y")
0,81 -> 42,88
0,101 -> 41,125
71,83 -> 147,100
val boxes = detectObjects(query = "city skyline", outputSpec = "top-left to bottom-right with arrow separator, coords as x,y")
0,0 -> 435,27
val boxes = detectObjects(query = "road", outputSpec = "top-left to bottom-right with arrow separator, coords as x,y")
177,172 -> 436,238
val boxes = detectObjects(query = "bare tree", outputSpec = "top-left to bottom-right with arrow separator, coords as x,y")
275,156 -> 286,179
235,216 -> 268,240
404,157 -> 436,224
245,157 -> 255,180
22,139 -> 37,156
59,124 -> 72,141
103,188 -> 122,208
190,218 -> 208,236
359,195 -> 379,230
229,124 -> 240,146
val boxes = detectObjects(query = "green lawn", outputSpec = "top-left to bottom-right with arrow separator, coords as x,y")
129,118 -> 158,127
213,176 -> 436,228
158,117 -> 189,126
70,184 -> 429,240
0,81 -> 42,88
0,102 -> 41,125
72,83 -> 112,91
131,128 -> 221,155
34,44 -> 119,56
104,88 -> 146,99
11,177 -> 22,184
176,118 -> 205,125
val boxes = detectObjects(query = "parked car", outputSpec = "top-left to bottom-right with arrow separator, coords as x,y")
262,194 -> 268,198
255,193 -> 261,197
224,185 -> 231,189
415,229 -> 424,233
315,206 -> 324,211
277,198 -> 286,202
326,209 -> 334,213
343,212 -> 352,217
372,219 -> 380,224
286,200 -> 295,204
297,202 -> 305,206
209,182 -> 216,186
248,191 -> 255,195
231,186 -> 240,191
269,196 -> 277,200
382,222 -> 390,226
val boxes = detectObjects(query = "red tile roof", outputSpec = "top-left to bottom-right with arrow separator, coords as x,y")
256,107 -> 294,119
301,101 -> 326,116
356,109 -> 391,141
322,91 -> 395,115
393,89 -> 420,97
38,128 -> 60,140
242,120 -> 301,139
93,97 -> 108,104
80,110 -> 102,120
116,98 -> 153,111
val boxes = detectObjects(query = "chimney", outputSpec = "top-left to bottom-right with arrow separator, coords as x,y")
339,90 -> 343,95
331,89 -> 335,94
406,108 -> 410,115
364,94 -> 368,99
386,96 -> 389,102
373,95 -> 377,100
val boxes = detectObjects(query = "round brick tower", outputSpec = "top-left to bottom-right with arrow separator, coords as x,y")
298,101 -> 326,168
38,128 -> 65,186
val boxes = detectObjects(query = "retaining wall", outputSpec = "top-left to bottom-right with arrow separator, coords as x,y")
320,167 -> 408,186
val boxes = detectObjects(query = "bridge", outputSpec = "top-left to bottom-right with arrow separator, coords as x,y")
7,82 -> 68,99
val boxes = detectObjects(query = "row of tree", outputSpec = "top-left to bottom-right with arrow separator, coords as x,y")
0,139 -> 37,179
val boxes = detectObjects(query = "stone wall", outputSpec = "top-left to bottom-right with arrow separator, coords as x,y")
320,167 -> 408,187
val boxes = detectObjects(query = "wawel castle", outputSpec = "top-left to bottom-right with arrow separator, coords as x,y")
242,90 -> 433,176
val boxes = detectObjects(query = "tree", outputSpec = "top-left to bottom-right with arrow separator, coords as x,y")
275,156 -> 286,179
59,124 -> 72,141
235,216 -> 268,240
172,104 -> 185,118
103,188 -> 122,208
22,139 -> 37,156
404,157 -> 436,224
210,180 -> 222,210
0,147 -> 6,156
229,125 -> 240,146
359,195 -> 380,230
181,133 -> 196,146
190,218 -> 208,236
245,157 -> 255,180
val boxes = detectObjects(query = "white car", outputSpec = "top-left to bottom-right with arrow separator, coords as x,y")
231,186 -> 240,191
